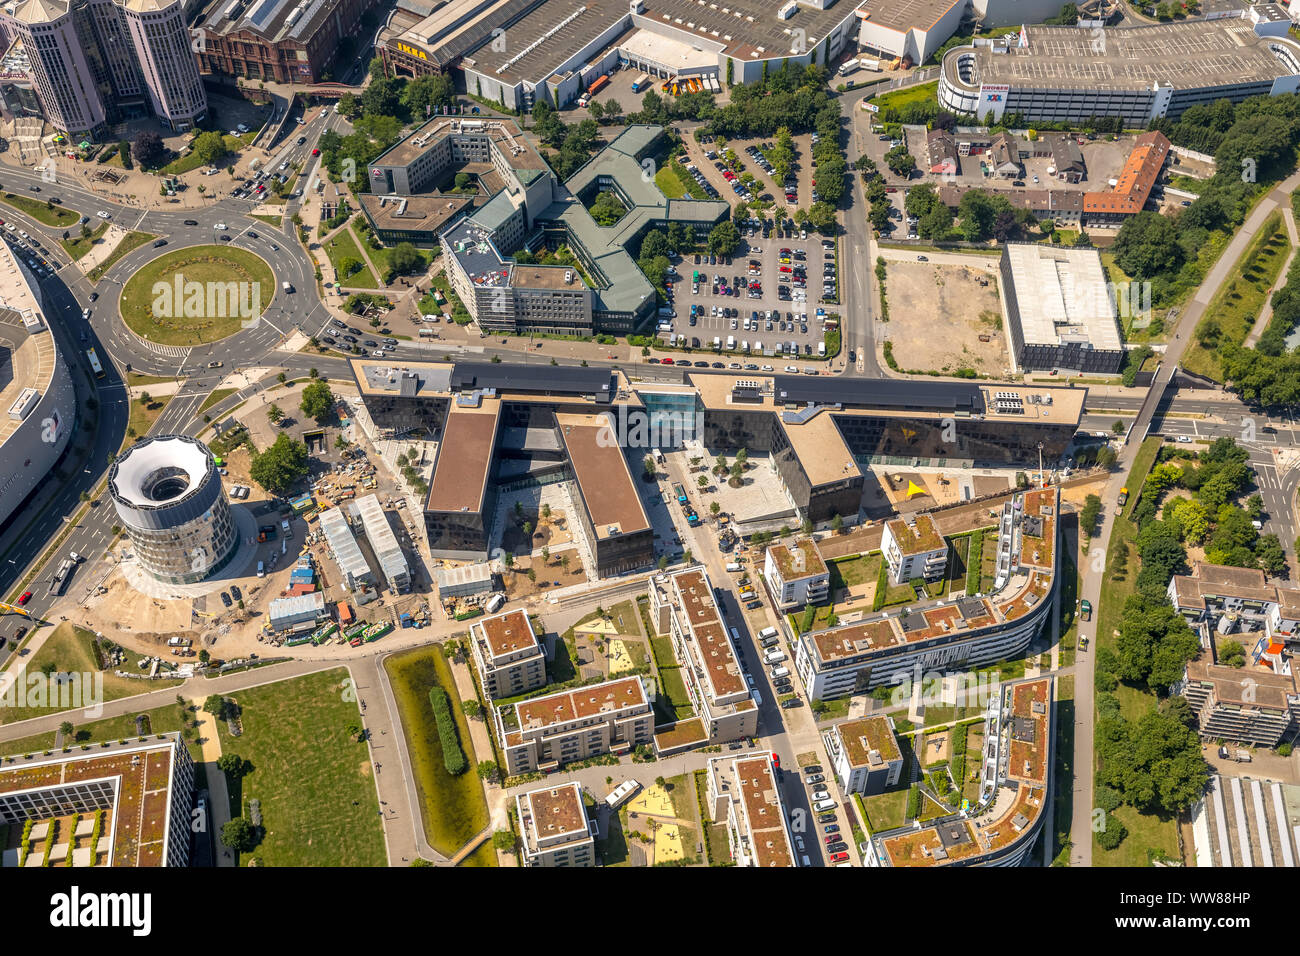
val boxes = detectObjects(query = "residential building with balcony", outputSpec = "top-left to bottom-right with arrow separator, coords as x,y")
882,513 -> 947,585
863,677 -> 1053,867
824,716 -> 904,796
704,752 -> 794,867
494,675 -> 653,775
648,566 -> 759,750
763,536 -> 830,610
515,782 -> 596,867
470,608 -> 546,701
1167,561 -> 1300,648
795,488 -> 1058,700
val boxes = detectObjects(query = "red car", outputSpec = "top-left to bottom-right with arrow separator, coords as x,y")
17,591 -> 31,606
830,852 -> 849,863
661,357 -> 674,365
312,148 -> 320,156
770,753 -> 780,771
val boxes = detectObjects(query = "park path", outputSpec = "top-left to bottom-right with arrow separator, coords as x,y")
191,698 -> 235,868
1243,203 -> 1298,348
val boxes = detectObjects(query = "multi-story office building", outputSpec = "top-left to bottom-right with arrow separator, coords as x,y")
351,359 -> 653,576
494,675 -> 654,775
863,677 -> 1053,867
0,734 -> 195,866
367,120 -> 727,335
704,752 -> 795,867
649,567 -> 760,748
796,488 -> 1058,700
469,609 -> 547,700
939,19 -> 1300,126
763,537 -> 830,610
515,782 -> 596,867
1,0 -> 206,139
690,374 -> 1083,523
824,716 -> 904,796
193,0 -> 382,85
882,513 -> 947,585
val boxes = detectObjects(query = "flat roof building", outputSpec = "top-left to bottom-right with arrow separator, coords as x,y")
353,494 -> 411,593
705,752 -> 795,867
796,488 -> 1058,700
0,734 -> 195,867
824,715 -> 904,795
470,608 -> 547,700
939,19 -> 1300,126
1167,562 -> 1300,649
319,506 -> 375,593
268,592 -> 326,633
515,782 -> 596,866
1180,646 -> 1299,747
494,675 -> 654,774
882,512 -> 947,585
763,537 -> 830,610
1000,243 -> 1124,375
436,561 -> 495,598
864,677 -> 1053,867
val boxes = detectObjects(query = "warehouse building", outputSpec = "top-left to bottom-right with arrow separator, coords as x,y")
319,506 -> 375,592
268,592 -> 326,633
939,19 -> 1300,125
999,243 -> 1124,374
854,0 -> 966,68
0,239 -> 74,532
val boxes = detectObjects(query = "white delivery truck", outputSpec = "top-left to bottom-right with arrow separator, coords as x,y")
860,59 -> 881,72
838,58 -> 860,76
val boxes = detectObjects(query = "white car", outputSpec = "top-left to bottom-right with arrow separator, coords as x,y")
761,364 -> 774,372
1176,435 -> 1192,443
214,222 -> 228,231
96,211 -> 110,219
81,308 -> 90,319
784,365 -> 798,372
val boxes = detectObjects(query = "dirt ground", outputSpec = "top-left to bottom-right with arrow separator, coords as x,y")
885,262 -> 1007,375
501,548 -> 587,600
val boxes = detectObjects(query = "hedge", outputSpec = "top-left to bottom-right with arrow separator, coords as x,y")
965,530 -> 984,595
949,723 -> 968,788
906,783 -> 922,820
428,687 -> 468,776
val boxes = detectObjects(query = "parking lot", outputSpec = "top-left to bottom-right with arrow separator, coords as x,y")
659,235 -> 839,367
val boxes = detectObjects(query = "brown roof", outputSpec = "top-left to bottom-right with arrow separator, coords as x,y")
556,413 -> 650,539
476,609 -> 538,659
514,676 -> 648,732
836,716 -> 901,767
673,568 -> 746,700
521,783 -> 589,840
886,513 -> 944,556
1169,562 -> 1276,610
1082,131 -> 1169,216
735,755 -> 794,867
767,537 -> 827,581
427,398 -> 500,514
1186,650 -> 1296,712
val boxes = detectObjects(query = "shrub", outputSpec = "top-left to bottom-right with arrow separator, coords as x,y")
428,687 -> 468,776
1096,818 -> 1128,851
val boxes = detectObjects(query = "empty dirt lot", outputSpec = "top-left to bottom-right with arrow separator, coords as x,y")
885,261 -> 1007,376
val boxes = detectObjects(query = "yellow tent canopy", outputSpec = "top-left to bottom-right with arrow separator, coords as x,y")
905,480 -> 927,498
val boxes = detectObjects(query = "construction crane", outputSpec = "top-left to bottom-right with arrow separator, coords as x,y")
0,602 -> 32,618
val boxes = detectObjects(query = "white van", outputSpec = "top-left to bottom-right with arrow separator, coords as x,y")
814,797 -> 837,812
486,593 -> 506,613
281,518 -> 292,537
770,665 -> 790,680
725,562 -> 742,572
758,626 -> 778,640
763,648 -> 787,664
257,561 -> 265,577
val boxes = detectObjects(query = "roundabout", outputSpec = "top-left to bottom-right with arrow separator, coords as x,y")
118,244 -> 277,347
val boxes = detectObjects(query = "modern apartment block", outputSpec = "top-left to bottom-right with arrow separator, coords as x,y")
763,537 -> 829,610
469,608 -> 546,701
0,734 -> 195,867
515,782 -> 596,867
796,488 -> 1058,700
1167,562 -> 1300,649
882,513 -> 947,585
1177,647 -> 1299,747
863,677 -> 1053,867
649,567 -> 759,748
1,0 -> 206,139
704,752 -> 795,867
494,675 -> 654,775
824,716 -> 904,796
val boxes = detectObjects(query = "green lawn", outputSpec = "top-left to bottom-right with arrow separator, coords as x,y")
126,372 -> 176,387
385,645 -> 489,859
198,388 -> 237,416
0,623 -> 182,725
857,788 -> 908,832
251,213 -> 283,227
0,193 -> 78,227
0,700 -> 194,759
828,552 -> 881,590
366,235 -> 435,279
324,226 -> 379,289
1093,437 -> 1182,859
123,393 -> 173,451
1184,212 -> 1289,380
87,231 -> 158,282
60,223 -> 108,261
215,668 -> 385,866
867,80 -> 939,114
119,245 -> 274,345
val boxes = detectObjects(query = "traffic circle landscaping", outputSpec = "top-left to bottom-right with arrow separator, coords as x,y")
119,245 -> 276,346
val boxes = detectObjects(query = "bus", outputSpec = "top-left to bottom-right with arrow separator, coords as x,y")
85,347 -> 104,378
605,779 -> 641,809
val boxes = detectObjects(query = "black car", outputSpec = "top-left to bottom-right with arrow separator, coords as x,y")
89,292 -> 98,302
818,812 -> 836,824
363,339 -> 378,348
348,327 -> 362,336
780,697 -> 802,709
219,234 -> 231,241
184,219 -> 199,226
693,361 -> 709,368
322,337 -> 336,345
230,585 -> 242,601
153,239 -> 167,248
248,231 -> 258,239
220,591 -> 232,607
28,185 -> 39,192
343,335 -> 357,343
711,361 -> 724,369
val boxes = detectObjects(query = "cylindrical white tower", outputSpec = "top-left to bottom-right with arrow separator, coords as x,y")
109,435 -> 238,584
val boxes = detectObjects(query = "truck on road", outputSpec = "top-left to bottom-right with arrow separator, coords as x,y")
1117,486 -> 1129,507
